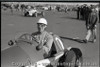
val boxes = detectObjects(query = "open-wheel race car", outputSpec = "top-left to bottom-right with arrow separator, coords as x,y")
1,33 -> 83,67
24,9 -> 45,17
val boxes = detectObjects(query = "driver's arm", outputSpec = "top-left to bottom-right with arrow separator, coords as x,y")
36,33 -> 53,51
54,51 -> 64,60
45,34 -> 53,52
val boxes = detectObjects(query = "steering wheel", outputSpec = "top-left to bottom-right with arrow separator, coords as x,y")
16,33 -> 36,44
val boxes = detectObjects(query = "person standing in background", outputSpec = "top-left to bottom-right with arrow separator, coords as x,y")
10,3 -> 14,15
83,7 -> 98,43
77,5 -> 81,19
85,5 -> 92,29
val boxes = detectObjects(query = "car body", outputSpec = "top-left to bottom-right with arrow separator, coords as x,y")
42,7 -> 49,10
24,9 -> 44,17
1,33 -> 83,67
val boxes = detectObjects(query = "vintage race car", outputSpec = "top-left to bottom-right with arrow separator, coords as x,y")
1,33 -> 83,67
24,9 -> 45,17
42,7 -> 49,10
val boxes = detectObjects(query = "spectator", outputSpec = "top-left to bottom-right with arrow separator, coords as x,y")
83,8 -> 98,43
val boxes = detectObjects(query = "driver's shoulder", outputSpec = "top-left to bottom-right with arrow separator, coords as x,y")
45,31 -> 53,37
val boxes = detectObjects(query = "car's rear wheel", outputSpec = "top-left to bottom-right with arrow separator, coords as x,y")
75,56 -> 83,67
64,48 -> 83,67
64,50 -> 76,67
71,48 -> 83,67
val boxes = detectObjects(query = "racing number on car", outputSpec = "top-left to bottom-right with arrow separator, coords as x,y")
55,37 -> 64,50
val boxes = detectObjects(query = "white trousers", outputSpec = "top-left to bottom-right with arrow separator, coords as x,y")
86,28 -> 97,41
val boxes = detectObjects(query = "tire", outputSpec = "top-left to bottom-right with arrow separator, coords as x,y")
64,50 -> 76,67
70,48 -> 83,67
24,12 -> 28,16
57,48 -> 83,67
57,49 -> 76,67
75,56 -> 83,67
24,13 -> 27,16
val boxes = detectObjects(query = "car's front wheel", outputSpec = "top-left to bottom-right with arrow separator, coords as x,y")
24,13 -> 27,16
24,12 -> 29,16
64,48 -> 83,67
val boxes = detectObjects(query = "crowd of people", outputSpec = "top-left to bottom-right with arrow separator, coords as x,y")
77,4 -> 98,20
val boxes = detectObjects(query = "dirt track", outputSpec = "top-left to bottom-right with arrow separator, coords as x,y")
1,9 -> 99,67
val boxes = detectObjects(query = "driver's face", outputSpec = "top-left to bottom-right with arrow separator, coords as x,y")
37,23 -> 46,33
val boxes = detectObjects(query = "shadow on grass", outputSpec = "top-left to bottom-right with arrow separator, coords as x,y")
60,16 -> 85,22
61,16 -> 77,19
60,36 -> 84,43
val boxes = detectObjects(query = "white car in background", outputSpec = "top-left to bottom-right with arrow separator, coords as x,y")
24,9 -> 45,17
42,7 -> 49,10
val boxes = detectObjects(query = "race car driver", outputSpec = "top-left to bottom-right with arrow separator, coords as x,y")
29,18 -> 65,67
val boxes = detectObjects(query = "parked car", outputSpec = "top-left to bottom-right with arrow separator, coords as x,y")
24,9 -> 45,17
42,7 -> 49,11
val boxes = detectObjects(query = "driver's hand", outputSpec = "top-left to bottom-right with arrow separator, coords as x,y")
36,45 -> 43,51
32,36 -> 40,43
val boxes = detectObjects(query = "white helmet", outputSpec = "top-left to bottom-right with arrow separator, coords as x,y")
37,18 -> 47,25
